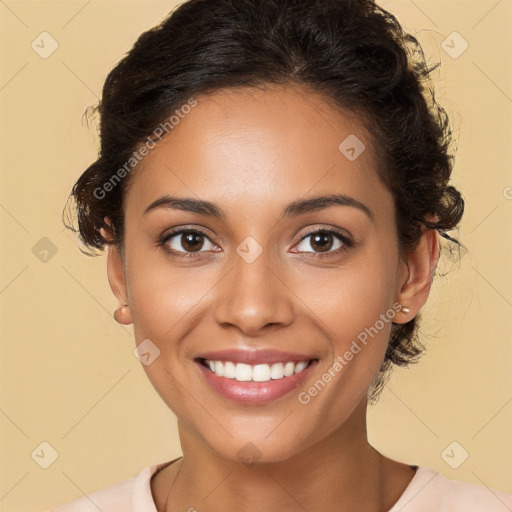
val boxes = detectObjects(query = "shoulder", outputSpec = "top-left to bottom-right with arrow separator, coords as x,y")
49,463 -> 165,512
390,466 -> 512,512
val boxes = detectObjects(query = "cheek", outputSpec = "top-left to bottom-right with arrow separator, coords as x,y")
126,258 -> 202,412
126,249 -> 207,341
310,258 -> 396,335
294,269 -> 398,422
305,252 -> 398,376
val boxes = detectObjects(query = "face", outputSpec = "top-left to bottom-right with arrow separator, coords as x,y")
106,83 -> 436,463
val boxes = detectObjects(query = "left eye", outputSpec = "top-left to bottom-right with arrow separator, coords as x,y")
294,229 -> 350,255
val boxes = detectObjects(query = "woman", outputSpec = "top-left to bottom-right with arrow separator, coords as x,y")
55,0 -> 512,510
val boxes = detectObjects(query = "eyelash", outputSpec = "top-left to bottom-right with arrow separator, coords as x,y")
157,227 -> 354,260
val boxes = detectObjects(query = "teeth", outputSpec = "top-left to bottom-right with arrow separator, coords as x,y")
294,361 -> 308,373
223,361 -> 236,379
284,362 -> 295,377
235,363 -> 252,381
253,364 -> 270,382
204,359 -> 311,382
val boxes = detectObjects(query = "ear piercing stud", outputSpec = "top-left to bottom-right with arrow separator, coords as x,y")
113,303 -> 130,323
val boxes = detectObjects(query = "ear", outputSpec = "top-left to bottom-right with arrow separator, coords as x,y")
100,217 -> 132,325
395,227 -> 440,323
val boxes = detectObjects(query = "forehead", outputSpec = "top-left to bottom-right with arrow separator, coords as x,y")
124,84 -> 392,221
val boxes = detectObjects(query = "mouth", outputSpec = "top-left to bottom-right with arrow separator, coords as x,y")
194,354 -> 319,404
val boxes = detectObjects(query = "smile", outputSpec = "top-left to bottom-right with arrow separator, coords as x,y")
198,358 -> 315,382
194,355 -> 319,404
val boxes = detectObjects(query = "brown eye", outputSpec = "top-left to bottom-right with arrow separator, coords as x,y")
161,229 -> 218,256
294,228 -> 353,257
309,232 -> 334,252
180,231 -> 205,252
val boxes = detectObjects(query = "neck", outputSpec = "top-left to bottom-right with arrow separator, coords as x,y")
157,398 -> 415,512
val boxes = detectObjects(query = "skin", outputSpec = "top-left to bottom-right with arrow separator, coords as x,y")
102,83 -> 440,512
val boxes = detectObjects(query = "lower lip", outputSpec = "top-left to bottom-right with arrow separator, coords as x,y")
196,360 -> 317,404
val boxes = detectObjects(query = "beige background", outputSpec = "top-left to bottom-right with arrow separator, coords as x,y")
0,1 -> 511,510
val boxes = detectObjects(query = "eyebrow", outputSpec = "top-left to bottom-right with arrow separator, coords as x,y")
143,193 -> 375,222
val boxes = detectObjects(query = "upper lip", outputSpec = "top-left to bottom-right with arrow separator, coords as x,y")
195,349 -> 316,365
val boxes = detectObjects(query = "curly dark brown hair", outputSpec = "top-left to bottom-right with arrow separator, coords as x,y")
63,0 -> 464,403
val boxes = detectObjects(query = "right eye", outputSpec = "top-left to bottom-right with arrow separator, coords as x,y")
159,228 -> 220,258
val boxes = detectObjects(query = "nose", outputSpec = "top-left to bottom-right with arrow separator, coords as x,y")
213,249 -> 295,336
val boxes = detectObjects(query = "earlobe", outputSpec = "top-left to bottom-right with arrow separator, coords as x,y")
395,228 -> 440,323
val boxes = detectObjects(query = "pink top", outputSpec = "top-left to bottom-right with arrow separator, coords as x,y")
51,461 -> 512,511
